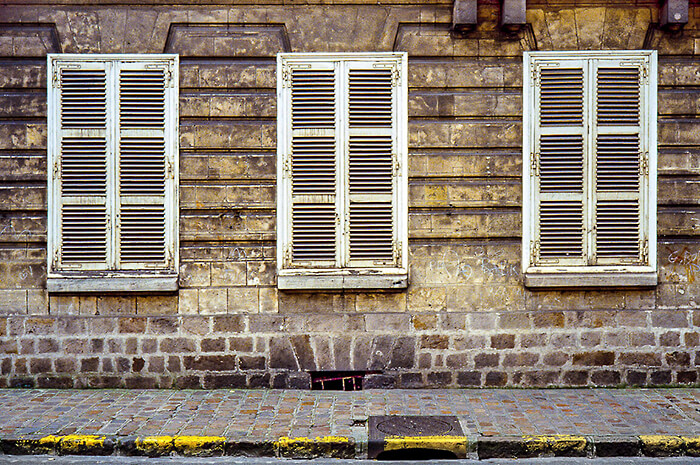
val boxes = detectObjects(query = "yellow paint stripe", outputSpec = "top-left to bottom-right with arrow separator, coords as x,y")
640,435 -> 685,453
384,435 -> 468,457
173,435 -> 226,455
57,435 -> 106,454
522,435 -> 587,454
275,436 -> 352,457
135,436 -> 174,455
682,436 -> 700,455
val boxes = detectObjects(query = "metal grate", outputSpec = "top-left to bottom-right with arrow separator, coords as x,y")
310,371 -> 365,391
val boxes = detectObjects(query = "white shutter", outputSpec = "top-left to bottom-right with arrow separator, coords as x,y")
54,62 -> 111,270
592,59 -> 647,265
287,62 -> 339,267
344,61 -> 397,267
116,61 -> 174,270
532,61 -> 588,266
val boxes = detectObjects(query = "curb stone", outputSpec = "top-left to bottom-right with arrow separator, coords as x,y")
1,434 -> 700,458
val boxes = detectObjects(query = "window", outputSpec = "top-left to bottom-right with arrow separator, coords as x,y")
522,51 -> 657,288
276,53 -> 408,290
47,55 -> 179,292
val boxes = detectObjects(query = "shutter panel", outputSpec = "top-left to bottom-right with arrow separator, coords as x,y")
56,62 -> 110,270
345,62 -> 397,267
533,62 -> 588,265
592,60 -> 646,264
116,62 -> 171,270
288,63 -> 339,266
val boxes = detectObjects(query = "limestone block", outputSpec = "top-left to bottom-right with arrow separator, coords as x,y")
65,11 -> 101,53
179,185 -> 196,209
95,9 -> 128,53
0,93 -> 45,118
246,261 -> 275,286
97,297 -> 136,315
451,91 -> 522,117
48,295 -> 79,315
199,289 -> 228,315
191,62 -> 275,89
0,63 -> 45,88
189,121 -> 274,150
209,93 -> 276,118
121,8 -> 159,54
410,180 -> 520,208
78,296 -> 97,315
258,288 -> 278,313
658,210 -> 700,236
364,313 -> 410,331
179,262 -> 211,288
659,179 -> 700,206
0,156 -> 46,182
408,287 -> 446,312
0,186 -> 45,210
658,90 -> 700,116
211,262 -> 246,287
208,155 -> 249,180
357,293 -> 407,314
278,292 -> 347,313
409,121 -> 521,149
575,8 -> 607,49
136,296 -> 178,316
178,289 -> 199,315
659,61 -> 700,86
0,290 -> 27,314
26,290 -> 47,315
227,184 -> 275,207
227,288 -> 258,313
180,95 -> 210,118
446,284 -> 525,312
526,290 -> 589,312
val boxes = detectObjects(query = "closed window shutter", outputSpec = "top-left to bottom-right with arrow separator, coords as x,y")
287,62 -> 339,267
56,62 -> 111,270
533,61 -> 588,265
345,61 -> 397,267
116,61 -> 173,270
592,60 -> 647,265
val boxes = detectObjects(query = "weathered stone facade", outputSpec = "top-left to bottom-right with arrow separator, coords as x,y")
0,0 -> 699,388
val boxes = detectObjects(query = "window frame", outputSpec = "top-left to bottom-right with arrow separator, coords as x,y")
522,50 -> 658,288
276,52 -> 408,290
46,54 -> 179,293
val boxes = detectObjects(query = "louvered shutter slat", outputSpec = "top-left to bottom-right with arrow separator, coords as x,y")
117,64 -> 170,268
57,64 -> 110,269
534,63 -> 587,265
593,62 -> 645,263
289,67 -> 338,265
346,65 -> 396,266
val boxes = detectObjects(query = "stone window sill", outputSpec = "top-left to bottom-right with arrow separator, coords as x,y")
278,270 -> 408,291
47,275 -> 178,293
524,268 -> 657,288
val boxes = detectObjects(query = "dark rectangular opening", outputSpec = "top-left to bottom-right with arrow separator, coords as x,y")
310,371 -> 367,391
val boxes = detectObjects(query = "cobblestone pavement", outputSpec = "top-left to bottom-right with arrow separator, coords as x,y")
1,388 -> 699,440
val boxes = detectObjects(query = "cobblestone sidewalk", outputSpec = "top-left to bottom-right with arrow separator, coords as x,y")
1,388 -> 699,440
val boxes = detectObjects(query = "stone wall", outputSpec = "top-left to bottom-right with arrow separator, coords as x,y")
0,0 -> 699,388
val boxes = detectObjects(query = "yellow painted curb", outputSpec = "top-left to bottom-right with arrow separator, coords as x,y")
275,436 -> 353,458
173,436 -> 226,456
640,435 -> 700,456
384,435 -> 468,458
135,436 -> 175,456
522,435 -> 587,455
57,435 -> 107,454
682,436 -> 700,456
